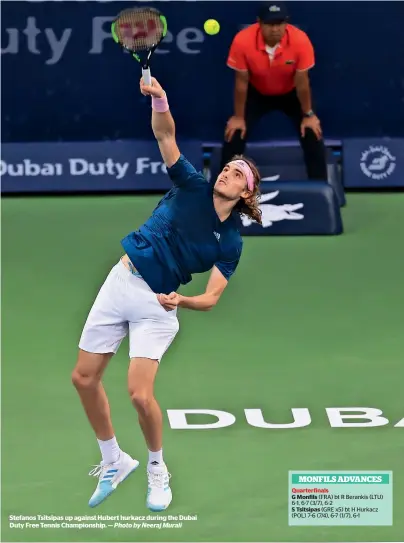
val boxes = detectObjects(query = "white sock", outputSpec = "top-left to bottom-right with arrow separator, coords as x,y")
148,449 -> 163,468
97,436 -> 121,465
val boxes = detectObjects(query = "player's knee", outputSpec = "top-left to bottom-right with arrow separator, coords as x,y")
130,389 -> 153,415
71,368 -> 100,390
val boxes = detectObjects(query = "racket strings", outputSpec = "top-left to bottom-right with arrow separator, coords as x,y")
115,9 -> 164,52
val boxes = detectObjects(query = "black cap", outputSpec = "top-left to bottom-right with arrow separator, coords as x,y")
258,1 -> 289,23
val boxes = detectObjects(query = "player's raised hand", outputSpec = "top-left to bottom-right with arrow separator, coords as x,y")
140,76 -> 165,98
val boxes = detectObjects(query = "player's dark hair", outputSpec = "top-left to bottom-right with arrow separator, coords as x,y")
230,155 -> 262,225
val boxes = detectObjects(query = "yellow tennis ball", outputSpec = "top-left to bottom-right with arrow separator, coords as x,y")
204,19 -> 220,35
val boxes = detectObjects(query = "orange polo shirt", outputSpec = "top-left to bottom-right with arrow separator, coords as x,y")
227,23 -> 315,96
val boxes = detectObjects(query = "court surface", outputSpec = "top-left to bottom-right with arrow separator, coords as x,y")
2,193 -> 403,542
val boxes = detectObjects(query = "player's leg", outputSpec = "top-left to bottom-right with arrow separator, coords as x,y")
220,85 -> 269,169
74,262 -> 140,507
128,357 -> 172,512
279,89 -> 328,180
72,350 -> 115,442
128,319 -> 179,512
128,358 -> 162,455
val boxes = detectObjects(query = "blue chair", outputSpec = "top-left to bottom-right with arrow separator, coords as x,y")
207,142 -> 346,207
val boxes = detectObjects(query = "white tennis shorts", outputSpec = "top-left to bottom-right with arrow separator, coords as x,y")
79,259 -> 179,362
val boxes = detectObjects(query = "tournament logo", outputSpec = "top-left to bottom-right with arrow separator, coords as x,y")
360,145 -> 396,180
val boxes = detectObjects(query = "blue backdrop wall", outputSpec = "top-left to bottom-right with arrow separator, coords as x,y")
2,1 -> 404,143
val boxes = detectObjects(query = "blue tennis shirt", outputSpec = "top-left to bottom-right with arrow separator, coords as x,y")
121,154 -> 243,294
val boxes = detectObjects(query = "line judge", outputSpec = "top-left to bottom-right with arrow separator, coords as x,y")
221,1 -> 328,181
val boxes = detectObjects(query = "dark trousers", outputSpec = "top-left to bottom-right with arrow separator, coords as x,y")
220,86 -> 328,180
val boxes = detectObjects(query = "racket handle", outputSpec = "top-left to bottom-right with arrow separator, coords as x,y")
142,68 -> 152,86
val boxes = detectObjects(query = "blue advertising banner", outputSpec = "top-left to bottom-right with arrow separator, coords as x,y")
2,1 -> 404,144
343,139 -> 404,188
0,140 -> 202,193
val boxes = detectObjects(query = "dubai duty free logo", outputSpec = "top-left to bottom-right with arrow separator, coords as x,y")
360,145 -> 396,180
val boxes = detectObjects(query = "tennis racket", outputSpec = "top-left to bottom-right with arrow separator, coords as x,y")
111,7 -> 167,86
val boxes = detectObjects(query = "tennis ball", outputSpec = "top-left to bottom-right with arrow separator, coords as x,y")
204,19 -> 220,35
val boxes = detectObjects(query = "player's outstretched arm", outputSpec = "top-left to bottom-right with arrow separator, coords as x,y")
179,266 -> 228,311
160,267 -> 228,312
140,77 -> 180,168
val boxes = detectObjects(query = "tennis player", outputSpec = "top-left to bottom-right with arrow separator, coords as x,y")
72,76 -> 262,512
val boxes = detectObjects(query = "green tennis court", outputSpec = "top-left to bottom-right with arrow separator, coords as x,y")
2,193 -> 403,542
